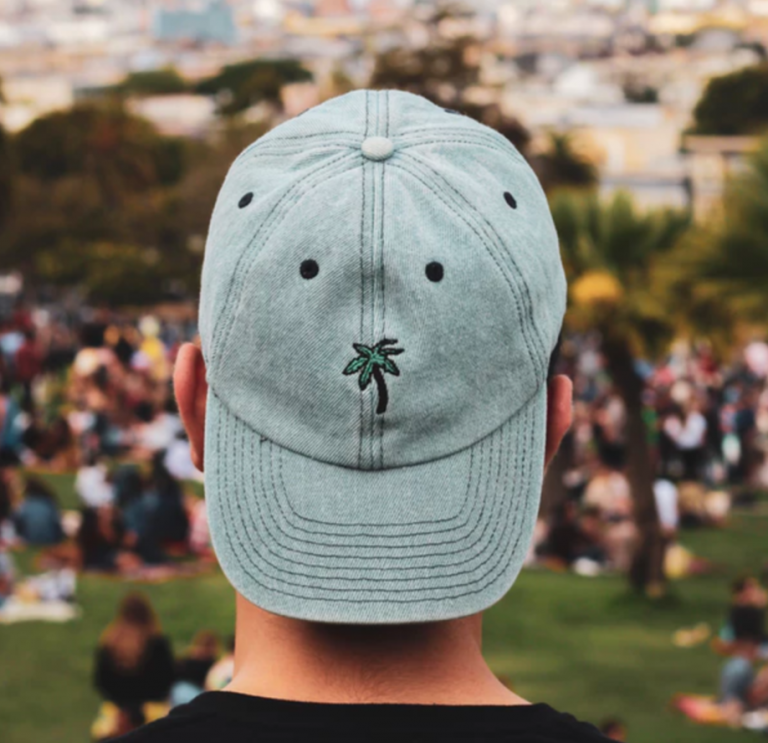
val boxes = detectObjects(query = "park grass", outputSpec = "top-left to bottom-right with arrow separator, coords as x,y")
1,475 -> 766,743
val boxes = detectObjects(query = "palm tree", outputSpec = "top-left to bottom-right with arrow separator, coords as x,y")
690,137 -> 768,323
550,190 -> 691,594
344,339 -> 404,415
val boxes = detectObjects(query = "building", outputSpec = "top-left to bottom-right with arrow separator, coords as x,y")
153,1 -> 237,46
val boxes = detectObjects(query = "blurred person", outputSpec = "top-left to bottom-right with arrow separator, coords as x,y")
145,451 -> 189,548
583,460 -> 636,573
653,479 -> 679,538
77,504 -> 137,573
734,387 -> 760,487
0,378 -> 23,464
76,453 -> 115,509
204,635 -> 235,691
715,577 -> 768,724
117,92 -> 609,742
542,500 -> 583,567
171,631 -> 221,707
663,397 -> 707,482
0,546 -> 15,608
13,328 -> 42,411
13,475 -> 63,546
94,593 -> 174,730
592,393 -> 626,470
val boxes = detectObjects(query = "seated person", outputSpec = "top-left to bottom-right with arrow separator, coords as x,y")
719,577 -> 768,656
77,504 -> 136,573
171,630 -> 220,706
13,476 -> 63,546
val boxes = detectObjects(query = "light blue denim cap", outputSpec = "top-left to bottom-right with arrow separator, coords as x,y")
199,90 -> 566,624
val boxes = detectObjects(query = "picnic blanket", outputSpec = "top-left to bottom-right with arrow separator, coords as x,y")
671,694 -> 728,725
0,596 -> 80,624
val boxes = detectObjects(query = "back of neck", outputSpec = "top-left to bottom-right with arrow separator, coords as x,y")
226,594 -> 528,706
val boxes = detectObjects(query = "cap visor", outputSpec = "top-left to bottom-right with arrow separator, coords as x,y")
205,385 -> 547,625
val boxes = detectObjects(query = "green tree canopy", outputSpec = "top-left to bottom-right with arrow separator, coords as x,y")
115,67 -> 188,97
688,137 -> 768,323
691,63 -> 768,136
196,59 -> 312,116
13,103 -> 187,198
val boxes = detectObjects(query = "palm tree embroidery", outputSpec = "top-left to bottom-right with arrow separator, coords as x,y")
343,339 -> 404,415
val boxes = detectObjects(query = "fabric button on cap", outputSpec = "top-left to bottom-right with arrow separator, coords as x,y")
361,136 -> 394,161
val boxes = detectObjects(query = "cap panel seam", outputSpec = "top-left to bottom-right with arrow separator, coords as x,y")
357,94 -> 369,469
389,158 -> 545,380
210,153 -> 359,375
397,129 -> 527,165
233,132 -> 359,163
402,151 -> 549,375
209,148 -> 356,364
378,89 -> 390,469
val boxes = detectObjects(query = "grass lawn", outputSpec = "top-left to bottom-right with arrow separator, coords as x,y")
1,473 -> 766,743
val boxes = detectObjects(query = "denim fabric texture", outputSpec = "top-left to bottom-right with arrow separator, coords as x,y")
199,90 -> 566,624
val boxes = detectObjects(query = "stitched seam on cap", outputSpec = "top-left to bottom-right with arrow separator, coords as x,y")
213,392 -> 535,600
404,152 -> 549,376
390,158 -> 544,380
218,388 -> 529,568
221,408 -> 525,588
209,148 -> 355,364
210,154 -> 359,374
272,444 -> 477,531
397,129 -> 527,165
357,95 -> 368,469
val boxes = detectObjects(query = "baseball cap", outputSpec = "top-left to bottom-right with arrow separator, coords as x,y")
199,90 -> 566,624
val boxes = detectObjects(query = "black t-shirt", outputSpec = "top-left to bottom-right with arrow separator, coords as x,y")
116,691 -> 611,742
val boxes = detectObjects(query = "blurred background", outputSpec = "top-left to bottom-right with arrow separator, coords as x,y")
1,1 -> 768,741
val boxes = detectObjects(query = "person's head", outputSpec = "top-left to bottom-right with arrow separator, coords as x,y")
188,629 -> 220,659
732,576 -> 765,606
175,91 -> 571,631
101,592 -> 161,670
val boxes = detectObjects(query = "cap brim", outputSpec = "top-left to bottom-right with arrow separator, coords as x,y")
205,385 -> 547,625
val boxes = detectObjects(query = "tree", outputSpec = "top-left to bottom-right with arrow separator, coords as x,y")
196,59 -> 313,116
115,68 -> 188,97
689,137 -> 768,323
550,191 -> 691,594
533,132 -> 598,195
691,64 -> 768,136
344,339 -> 404,415
13,102 -> 188,201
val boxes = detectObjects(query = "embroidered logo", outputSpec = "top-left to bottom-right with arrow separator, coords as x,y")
343,339 -> 404,415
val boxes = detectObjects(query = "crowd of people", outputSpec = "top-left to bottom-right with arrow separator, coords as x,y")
92,592 -> 234,740
530,335 -> 768,579
2,299 -> 768,737
0,301 -> 209,610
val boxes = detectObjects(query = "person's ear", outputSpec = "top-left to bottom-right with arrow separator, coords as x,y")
174,343 -> 208,471
544,374 -> 572,468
